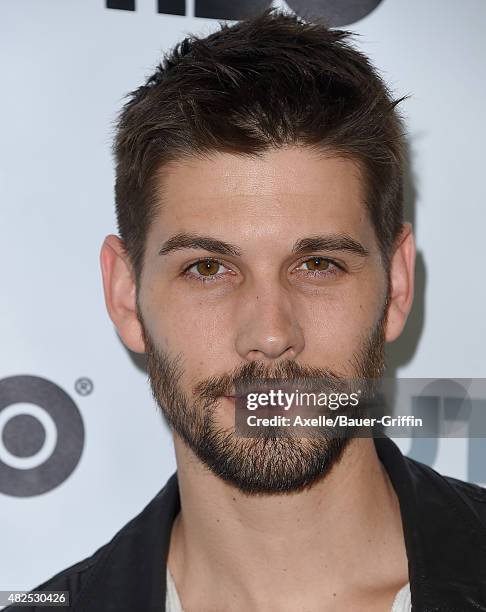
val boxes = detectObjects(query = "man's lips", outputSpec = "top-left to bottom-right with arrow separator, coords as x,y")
221,394 -> 245,402
221,393 -> 277,401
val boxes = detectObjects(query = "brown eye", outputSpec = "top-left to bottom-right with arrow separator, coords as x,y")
195,259 -> 221,276
303,257 -> 330,271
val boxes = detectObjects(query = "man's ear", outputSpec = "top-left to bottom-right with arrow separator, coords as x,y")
100,234 -> 146,354
385,222 -> 416,343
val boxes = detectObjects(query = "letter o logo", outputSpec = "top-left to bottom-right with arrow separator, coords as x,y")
0,376 -> 85,497
284,0 -> 383,26
194,0 -> 383,25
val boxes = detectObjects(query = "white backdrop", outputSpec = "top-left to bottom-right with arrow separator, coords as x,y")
1,0 -> 485,594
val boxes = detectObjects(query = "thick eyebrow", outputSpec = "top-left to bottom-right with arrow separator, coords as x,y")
158,232 -> 369,258
158,233 -> 242,257
291,234 -> 369,257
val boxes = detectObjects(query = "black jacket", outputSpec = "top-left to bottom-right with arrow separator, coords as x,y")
6,437 -> 486,611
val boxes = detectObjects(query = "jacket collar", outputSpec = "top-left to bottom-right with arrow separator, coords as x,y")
375,436 -> 486,611
75,436 -> 486,611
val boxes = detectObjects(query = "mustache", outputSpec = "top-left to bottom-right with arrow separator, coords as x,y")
193,359 -> 349,401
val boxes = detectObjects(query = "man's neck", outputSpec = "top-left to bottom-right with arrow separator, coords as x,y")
167,436 -> 409,611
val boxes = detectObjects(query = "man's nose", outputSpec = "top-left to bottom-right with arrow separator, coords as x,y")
234,283 -> 305,362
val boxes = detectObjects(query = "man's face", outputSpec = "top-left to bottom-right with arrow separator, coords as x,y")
136,147 -> 389,494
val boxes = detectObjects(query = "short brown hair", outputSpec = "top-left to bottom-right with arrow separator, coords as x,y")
113,8 -> 407,281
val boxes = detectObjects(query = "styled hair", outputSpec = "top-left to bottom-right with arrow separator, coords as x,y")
113,8 -> 407,281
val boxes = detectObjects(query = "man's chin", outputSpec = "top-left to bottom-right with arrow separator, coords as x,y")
181,428 -> 352,496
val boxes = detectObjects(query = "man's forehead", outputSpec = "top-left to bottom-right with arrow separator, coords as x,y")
148,148 -> 376,256
157,147 -> 365,203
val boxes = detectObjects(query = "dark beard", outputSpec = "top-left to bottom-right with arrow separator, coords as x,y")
138,303 -> 387,496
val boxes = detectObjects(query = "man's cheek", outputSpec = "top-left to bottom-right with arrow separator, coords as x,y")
307,315 -> 367,360
167,319 -> 226,364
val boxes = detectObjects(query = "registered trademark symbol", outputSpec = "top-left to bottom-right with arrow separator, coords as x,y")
75,377 -> 94,396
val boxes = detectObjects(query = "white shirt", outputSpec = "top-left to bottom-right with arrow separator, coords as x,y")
166,568 -> 412,611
